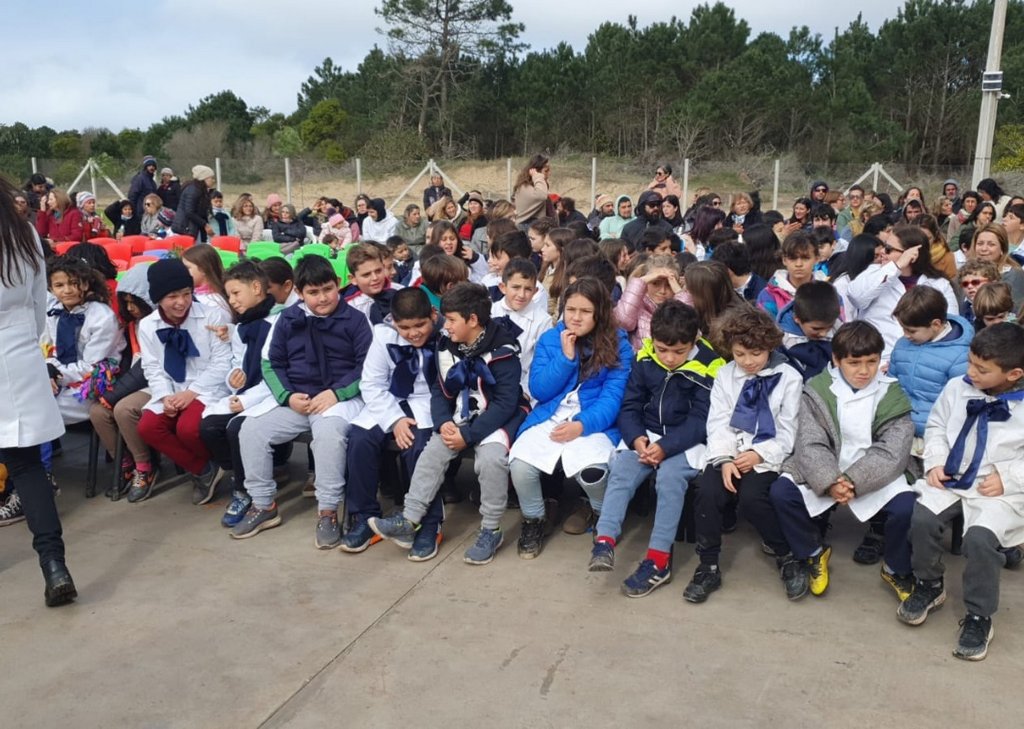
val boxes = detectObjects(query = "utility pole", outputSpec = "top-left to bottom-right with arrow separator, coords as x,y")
972,0 -> 1008,187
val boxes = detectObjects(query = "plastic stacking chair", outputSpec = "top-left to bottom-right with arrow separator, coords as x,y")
163,234 -> 196,250
122,235 -> 151,254
292,243 -> 332,261
217,250 -> 240,267
211,235 -> 242,253
101,241 -> 133,264
245,241 -> 283,261
130,255 -> 159,268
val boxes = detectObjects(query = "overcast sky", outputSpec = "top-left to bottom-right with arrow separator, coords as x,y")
3,1 -> 906,131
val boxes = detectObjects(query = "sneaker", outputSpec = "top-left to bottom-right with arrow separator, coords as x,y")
622,559 -> 672,598
852,529 -> 884,565
339,515 -> 377,553
315,511 -> 342,550
192,464 -> 224,505
221,491 -> 252,528
588,541 -> 615,572
953,613 -> 993,661
808,546 -> 831,596
683,563 -> 722,603
517,518 -> 546,559
302,471 -> 316,498
896,578 -> 946,626
126,469 -> 158,503
230,505 -> 282,539
0,491 -> 25,527
563,500 -> 595,535
464,527 -> 503,565
368,512 -> 418,550
778,555 -> 809,601
1001,545 -> 1023,570
881,567 -> 914,602
409,522 -> 441,562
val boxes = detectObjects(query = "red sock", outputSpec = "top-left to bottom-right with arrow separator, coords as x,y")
647,549 -> 670,570
136,462 -> 152,474
596,535 -> 616,548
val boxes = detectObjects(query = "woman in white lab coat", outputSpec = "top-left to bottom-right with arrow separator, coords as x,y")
0,178 -> 76,607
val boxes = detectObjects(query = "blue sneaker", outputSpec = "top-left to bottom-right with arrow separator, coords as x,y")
588,541 -> 615,572
221,491 -> 252,528
230,505 -> 282,539
621,559 -> 671,598
463,527 -> 503,565
409,523 -> 441,562
368,512 -> 418,549
340,515 -> 377,553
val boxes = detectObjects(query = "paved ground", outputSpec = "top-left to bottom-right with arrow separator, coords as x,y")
3,431 -> 1024,728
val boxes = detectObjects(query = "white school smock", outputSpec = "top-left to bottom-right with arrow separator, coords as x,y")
914,377 -> 1024,547
203,308 -> 284,419
351,324 -> 434,431
491,296 -> 553,404
510,388 -> 615,478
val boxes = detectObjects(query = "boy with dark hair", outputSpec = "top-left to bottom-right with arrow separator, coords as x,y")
566,254 -> 619,297
637,228 -> 673,255
899,324 -> 1024,661
756,231 -> 819,318
233,255 -> 372,547
811,224 -> 843,279
342,288 -> 447,560
484,229 -> 550,311
198,261 -> 291,523
418,248 -> 469,310
710,240 -> 767,302
370,282 -> 530,565
770,321 -> 916,601
777,280 -> 842,382
491,259 -> 551,403
590,301 -> 724,597
342,243 -> 403,325
386,235 -> 414,285
683,307 -> 804,603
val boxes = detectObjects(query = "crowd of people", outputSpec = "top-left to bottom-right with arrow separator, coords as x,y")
3,154 -> 1024,664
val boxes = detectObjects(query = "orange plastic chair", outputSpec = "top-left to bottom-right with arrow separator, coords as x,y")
143,238 -> 170,252
129,255 -> 159,268
122,235 -> 150,254
90,237 -> 119,247
211,235 -> 242,253
113,259 -> 128,272
54,241 -> 77,255
163,234 -> 196,250
102,241 -> 133,264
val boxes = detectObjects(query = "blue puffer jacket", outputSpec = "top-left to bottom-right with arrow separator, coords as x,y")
888,315 -> 973,435
518,322 -> 633,443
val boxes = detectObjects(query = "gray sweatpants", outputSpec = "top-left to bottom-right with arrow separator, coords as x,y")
240,406 -> 352,512
910,501 -> 1004,618
403,434 -> 508,531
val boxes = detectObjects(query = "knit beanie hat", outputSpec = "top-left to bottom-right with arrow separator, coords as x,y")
595,194 -> 613,209
142,156 -> 157,168
328,213 -> 345,227
266,193 -> 283,207
191,164 -> 215,181
76,191 -> 96,209
148,259 -> 193,304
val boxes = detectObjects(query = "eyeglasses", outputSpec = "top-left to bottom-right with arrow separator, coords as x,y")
656,170 -> 665,175
814,187 -> 827,193
711,200 -> 721,207
645,202 -> 660,208
883,244 -> 906,254
961,278 -> 988,288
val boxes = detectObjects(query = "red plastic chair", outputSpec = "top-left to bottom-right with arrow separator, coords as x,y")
122,235 -> 150,255
113,259 -> 128,272
101,241 -> 133,264
143,238 -> 170,252
53,241 -> 77,255
90,237 -> 120,247
129,255 -> 159,268
211,235 -> 242,253
163,234 -> 196,250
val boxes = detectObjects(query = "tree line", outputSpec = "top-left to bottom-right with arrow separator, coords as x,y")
4,0 -> 1024,180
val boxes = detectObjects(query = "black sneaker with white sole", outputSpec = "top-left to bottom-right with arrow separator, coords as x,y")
953,613 -> 993,661
896,578 -> 945,625
683,563 -> 722,603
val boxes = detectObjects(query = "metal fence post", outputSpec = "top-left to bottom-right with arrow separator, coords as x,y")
682,158 -> 690,206
215,157 -> 222,188
356,158 -> 362,195
590,157 -> 597,209
285,157 -> 292,204
507,158 -> 512,199
31,157 -> 37,174
772,159 -> 780,211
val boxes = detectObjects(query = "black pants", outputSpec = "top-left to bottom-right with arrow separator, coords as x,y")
694,465 -> 788,564
3,446 -> 65,566
199,414 -> 291,486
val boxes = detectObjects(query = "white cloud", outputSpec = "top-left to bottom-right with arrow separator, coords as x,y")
1,0 -> 897,131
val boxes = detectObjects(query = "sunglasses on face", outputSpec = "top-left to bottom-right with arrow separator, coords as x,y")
711,200 -> 721,206
961,278 -> 987,287
883,244 -> 905,254
814,187 -> 827,193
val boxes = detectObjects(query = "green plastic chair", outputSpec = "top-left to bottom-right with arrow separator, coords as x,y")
292,243 -> 332,261
217,250 -> 240,267
331,257 -> 350,286
245,241 -> 282,261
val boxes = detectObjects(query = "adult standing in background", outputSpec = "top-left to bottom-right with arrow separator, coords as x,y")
157,167 -> 181,211
0,177 -> 76,607
172,165 -> 216,242
513,154 -> 554,227
128,156 -> 159,216
423,173 -> 452,211
646,163 -> 682,200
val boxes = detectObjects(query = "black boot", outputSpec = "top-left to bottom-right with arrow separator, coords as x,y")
42,560 -> 77,607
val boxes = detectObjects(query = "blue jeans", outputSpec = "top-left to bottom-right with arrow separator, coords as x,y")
595,449 -> 698,553
510,458 -> 608,520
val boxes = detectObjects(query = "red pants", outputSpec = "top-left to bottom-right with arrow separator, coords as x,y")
138,401 -> 210,475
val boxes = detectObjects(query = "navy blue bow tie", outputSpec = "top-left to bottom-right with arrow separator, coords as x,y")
156,327 -> 200,383
943,396 -> 1019,489
444,356 -> 496,420
48,308 -> 85,365
729,372 -> 783,444
387,343 -> 435,399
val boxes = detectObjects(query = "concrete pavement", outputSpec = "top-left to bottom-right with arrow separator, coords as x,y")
2,431 -> 1023,728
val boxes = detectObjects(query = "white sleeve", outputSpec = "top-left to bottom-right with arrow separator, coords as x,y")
847,262 -> 899,312
55,304 -> 120,382
922,383 -> 955,473
190,305 -> 233,398
705,371 -> 738,463
360,334 -> 407,431
225,326 -> 246,389
139,316 -> 175,403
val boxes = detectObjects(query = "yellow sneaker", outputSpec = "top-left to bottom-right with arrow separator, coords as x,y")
881,567 -> 914,602
809,546 -> 831,596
